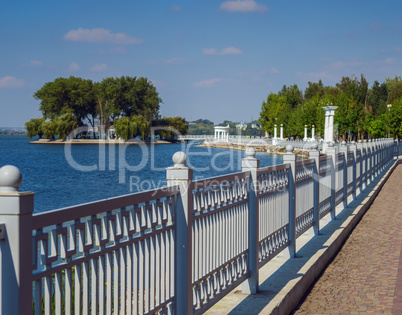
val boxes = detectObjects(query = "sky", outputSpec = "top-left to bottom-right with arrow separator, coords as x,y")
1,0 -> 402,127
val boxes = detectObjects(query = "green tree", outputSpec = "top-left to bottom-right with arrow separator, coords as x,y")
113,116 -> 135,141
56,113 -> 78,140
304,80 -> 325,101
132,115 -> 150,140
25,118 -> 45,139
389,98 -> 402,138
33,76 -> 97,127
42,120 -> 57,139
387,80 -> 402,105
278,84 -> 303,109
156,116 -> 188,140
367,80 -> 388,117
94,76 -> 162,127
366,114 -> 386,138
259,93 -> 287,136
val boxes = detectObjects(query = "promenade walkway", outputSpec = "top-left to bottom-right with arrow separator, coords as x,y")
294,164 -> 402,314
206,159 -> 401,315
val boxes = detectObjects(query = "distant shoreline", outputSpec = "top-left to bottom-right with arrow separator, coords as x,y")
29,139 -> 174,145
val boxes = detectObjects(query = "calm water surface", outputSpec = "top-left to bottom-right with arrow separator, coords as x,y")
0,135 -> 283,212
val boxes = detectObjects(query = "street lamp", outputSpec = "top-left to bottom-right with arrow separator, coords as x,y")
387,104 -> 392,138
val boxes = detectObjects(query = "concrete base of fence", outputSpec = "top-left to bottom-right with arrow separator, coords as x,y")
205,158 -> 401,315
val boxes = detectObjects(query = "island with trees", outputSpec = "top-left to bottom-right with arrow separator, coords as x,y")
25,76 -> 188,143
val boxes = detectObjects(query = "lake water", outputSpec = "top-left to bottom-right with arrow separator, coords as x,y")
0,135 -> 283,213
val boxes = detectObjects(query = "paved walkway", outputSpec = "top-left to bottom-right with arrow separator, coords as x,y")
294,164 -> 402,314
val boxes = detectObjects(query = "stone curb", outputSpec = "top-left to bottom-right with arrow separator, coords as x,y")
264,158 -> 402,315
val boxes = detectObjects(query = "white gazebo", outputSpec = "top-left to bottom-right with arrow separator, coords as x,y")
214,125 -> 230,143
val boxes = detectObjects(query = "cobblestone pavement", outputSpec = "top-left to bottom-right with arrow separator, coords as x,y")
294,164 -> 402,315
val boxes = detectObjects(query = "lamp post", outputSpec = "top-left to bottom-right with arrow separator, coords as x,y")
387,104 -> 392,138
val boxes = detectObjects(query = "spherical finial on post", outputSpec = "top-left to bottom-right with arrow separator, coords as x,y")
341,141 -> 346,145
172,151 -> 187,168
358,140 -> 362,143
286,145 -> 294,153
245,147 -> 256,159
311,143 -> 318,150
328,141 -> 334,148
0,165 -> 22,193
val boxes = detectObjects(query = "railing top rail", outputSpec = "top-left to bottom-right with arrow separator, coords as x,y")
32,185 -> 180,230
191,171 -> 250,191
257,163 -> 290,176
295,158 -> 315,167
319,155 -> 331,162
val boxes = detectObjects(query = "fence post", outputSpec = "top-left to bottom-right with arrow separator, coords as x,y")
339,141 -> 348,208
357,140 -> 363,192
309,144 -> 320,235
166,152 -> 193,314
0,165 -> 34,315
326,142 -> 336,220
283,145 -> 296,258
369,140 -> 374,181
363,140 -> 369,187
374,139 -> 378,177
241,147 -> 260,294
350,141 -> 357,199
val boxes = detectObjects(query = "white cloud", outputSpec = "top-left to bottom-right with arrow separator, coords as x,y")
170,5 -> 182,11
382,57 -> 396,65
90,63 -> 107,71
220,0 -> 269,13
295,71 -> 332,82
193,78 -> 222,87
69,61 -> 80,71
0,76 -> 25,88
30,60 -> 42,66
64,28 -> 143,45
165,58 -> 185,64
203,46 -> 243,55
270,67 -> 279,74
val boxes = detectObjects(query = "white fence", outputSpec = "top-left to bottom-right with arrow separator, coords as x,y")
0,138 -> 397,314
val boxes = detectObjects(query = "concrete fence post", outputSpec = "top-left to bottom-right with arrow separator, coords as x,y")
326,142 -> 336,220
309,144 -> 320,236
166,152 -> 193,314
241,147 -> 260,294
283,145 -> 296,258
363,140 -> 369,186
373,139 -> 378,177
350,141 -> 357,199
0,165 -> 34,315
368,140 -> 373,183
339,141 -> 348,208
357,140 -> 363,191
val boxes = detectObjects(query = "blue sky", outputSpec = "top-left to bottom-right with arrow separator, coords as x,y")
1,0 -> 402,127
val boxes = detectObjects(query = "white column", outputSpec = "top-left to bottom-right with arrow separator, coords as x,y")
322,105 -> 338,152
311,125 -> 315,141
273,124 -> 277,145
280,124 -> 283,140
303,125 -> 307,141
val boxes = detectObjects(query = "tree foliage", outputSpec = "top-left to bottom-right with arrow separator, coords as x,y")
25,118 -> 44,139
31,76 -> 161,133
259,74 -> 402,140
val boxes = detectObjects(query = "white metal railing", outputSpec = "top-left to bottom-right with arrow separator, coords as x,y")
0,138 -> 397,314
